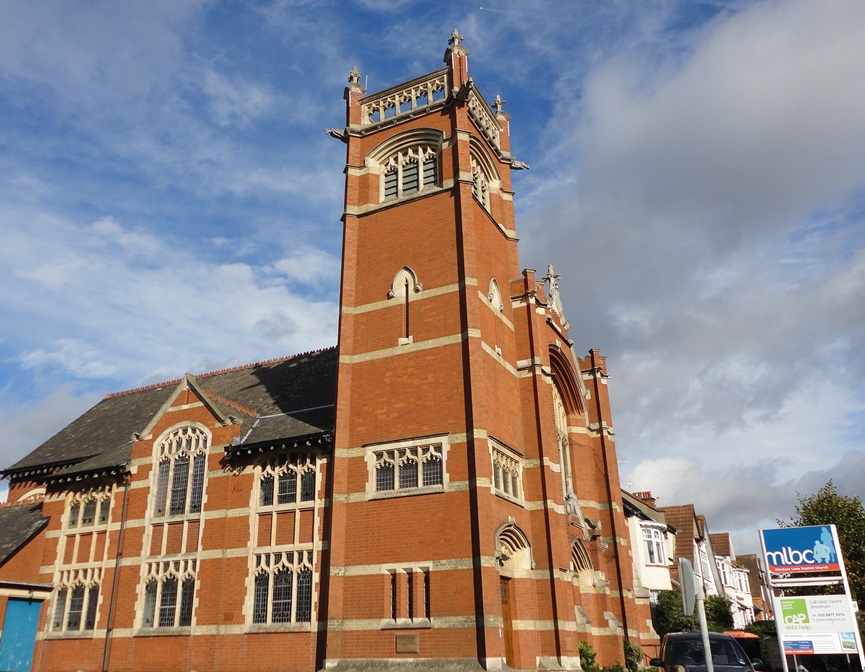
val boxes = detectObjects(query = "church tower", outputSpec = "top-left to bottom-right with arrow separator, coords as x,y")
325,30 -> 643,672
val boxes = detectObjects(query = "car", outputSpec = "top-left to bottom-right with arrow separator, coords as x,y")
650,632 -> 764,672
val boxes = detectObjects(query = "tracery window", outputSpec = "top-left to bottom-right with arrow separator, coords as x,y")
258,452 -> 318,509
151,425 -> 209,518
66,490 -> 112,530
141,560 -> 197,628
52,568 -> 101,632
370,441 -> 445,496
381,146 -> 437,201
490,441 -> 522,504
251,551 -> 314,625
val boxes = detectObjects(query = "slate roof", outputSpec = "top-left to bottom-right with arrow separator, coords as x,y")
0,502 -> 48,566
3,347 -> 338,482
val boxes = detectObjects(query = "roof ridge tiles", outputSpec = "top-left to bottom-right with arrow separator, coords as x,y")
104,345 -> 338,399
200,389 -> 260,418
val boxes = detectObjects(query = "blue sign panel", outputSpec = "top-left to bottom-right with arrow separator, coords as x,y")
761,526 -> 841,575
784,640 -> 815,654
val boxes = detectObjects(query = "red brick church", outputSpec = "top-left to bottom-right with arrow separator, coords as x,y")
0,31 -> 657,672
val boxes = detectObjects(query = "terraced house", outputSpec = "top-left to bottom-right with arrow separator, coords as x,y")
0,31 -> 657,672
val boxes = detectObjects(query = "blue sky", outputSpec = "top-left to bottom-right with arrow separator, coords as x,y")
2,0 -> 865,555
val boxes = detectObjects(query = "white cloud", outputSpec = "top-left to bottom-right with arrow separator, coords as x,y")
1,208 -> 338,389
0,386 -> 102,479
200,67 -> 275,128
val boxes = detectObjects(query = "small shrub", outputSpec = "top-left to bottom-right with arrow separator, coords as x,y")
600,664 -> 627,672
624,641 -> 644,672
579,640 -> 600,672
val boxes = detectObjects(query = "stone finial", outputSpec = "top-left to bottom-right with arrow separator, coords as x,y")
347,66 -> 362,85
449,28 -> 465,48
493,94 -> 506,114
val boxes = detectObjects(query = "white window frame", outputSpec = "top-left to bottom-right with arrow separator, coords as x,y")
365,436 -> 449,499
641,524 -> 667,566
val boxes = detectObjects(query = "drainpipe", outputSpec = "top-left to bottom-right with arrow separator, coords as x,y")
102,473 -> 131,672
589,351 -> 631,641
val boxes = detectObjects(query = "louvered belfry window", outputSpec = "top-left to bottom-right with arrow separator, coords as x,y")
380,146 -> 437,201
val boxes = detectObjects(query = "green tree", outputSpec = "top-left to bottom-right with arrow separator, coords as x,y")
704,595 -> 734,631
782,481 -> 865,609
652,590 -> 733,636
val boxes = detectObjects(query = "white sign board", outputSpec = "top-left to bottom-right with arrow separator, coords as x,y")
773,595 -> 859,655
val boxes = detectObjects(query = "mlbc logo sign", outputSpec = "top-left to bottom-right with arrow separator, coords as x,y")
761,526 -> 841,575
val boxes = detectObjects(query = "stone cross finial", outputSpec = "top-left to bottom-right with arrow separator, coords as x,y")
449,28 -> 464,47
493,94 -> 506,113
347,66 -> 362,85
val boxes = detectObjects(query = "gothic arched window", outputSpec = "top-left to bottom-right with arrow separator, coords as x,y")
151,425 -> 209,518
368,129 -> 443,204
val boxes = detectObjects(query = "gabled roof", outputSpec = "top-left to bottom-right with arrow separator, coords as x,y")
659,504 -> 699,563
0,502 -> 48,566
709,532 -> 732,559
3,347 -> 338,482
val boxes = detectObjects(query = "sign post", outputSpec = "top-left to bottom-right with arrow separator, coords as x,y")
759,525 -> 865,672
680,558 -> 715,672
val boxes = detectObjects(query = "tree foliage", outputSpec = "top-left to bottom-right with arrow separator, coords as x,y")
653,590 -> 733,636
782,481 -> 865,608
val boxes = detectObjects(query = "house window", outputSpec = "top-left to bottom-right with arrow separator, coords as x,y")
141,560 -> 197,628
52,569 -> 102,632
642,526 -> 666,565
381,146 -> 437,201
258,452 -> 318,509
369,440 -> 446,497
490,442 -> 523,504
386,566 -> 431,625
151,426 -> 209,518
251,551 -> 314,625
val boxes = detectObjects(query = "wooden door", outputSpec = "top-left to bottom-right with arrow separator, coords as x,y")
0,598 -> 42,672
500,577 -> 515,667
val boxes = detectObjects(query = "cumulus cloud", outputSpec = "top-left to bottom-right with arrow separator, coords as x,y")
514,0 -> 865,549
2,0 -> 864,552
1,207 -> 338,392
